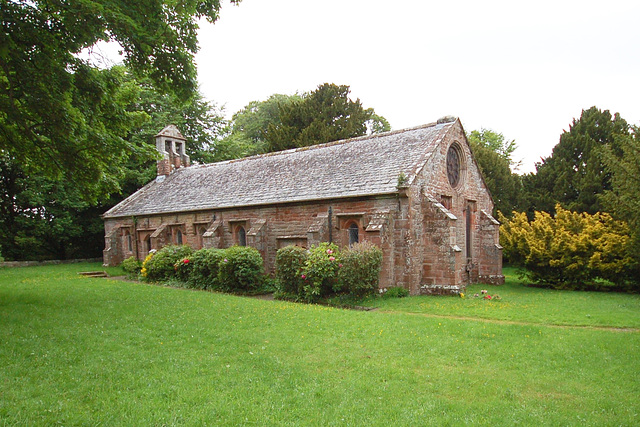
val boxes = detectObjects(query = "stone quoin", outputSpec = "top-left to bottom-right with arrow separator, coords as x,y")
102,118 -> 504,295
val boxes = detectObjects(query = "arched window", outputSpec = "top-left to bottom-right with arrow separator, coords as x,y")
236,226 -> 246,247
348,223 -> 359,246
123,230 -> 132,252
176,229 -> 183,245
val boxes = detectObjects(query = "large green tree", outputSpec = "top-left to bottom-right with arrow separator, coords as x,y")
217,93 -> 302,160
467,129 -> 521,216
0,68 -> 228,261
602,127 -> 640,278
527,107 -> 630,215
125,74 -> 228,165
263,83 -> 390,152
0,154 -> 101,260
0,0 -> 237,201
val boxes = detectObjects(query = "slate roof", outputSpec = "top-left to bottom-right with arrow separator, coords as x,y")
103,120 -> 456,218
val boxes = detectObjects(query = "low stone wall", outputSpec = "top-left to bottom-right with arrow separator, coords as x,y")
0,258 -> 102,268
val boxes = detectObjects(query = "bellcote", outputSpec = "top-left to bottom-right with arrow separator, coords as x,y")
155,125 -> 190,177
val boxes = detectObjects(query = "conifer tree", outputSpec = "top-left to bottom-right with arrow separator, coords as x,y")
264,83 -> 389,152
529,107 -> 630,215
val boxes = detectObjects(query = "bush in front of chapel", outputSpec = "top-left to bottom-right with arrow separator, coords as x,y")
275,241 -> 383,302
337,242 -> 383,298
187,248 -> 225,290
217,246 -> 265,292
274,245 -> 308,298
143,245 -> 193,282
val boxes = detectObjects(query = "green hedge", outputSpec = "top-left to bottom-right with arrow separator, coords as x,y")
301,242 -> 341,301
275,245 -> 308,296
338,242 -> 383,298
218,246 -> 264,292
141,245 -> 265,293
276,241 -> 384,302
121,256 -> 142,279
188,248 -> 225,290
142,245 -> 193,282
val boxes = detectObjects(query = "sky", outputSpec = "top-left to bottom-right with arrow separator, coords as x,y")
194,0 -> 640,173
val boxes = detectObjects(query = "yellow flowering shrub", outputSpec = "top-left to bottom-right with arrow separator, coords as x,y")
140,251 -> 155,278
500,205 -> 632,289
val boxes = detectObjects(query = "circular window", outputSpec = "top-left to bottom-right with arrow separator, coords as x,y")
446,144 -> 462,188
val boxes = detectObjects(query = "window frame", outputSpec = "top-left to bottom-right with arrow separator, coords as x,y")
347,221 -> 360,246
235,224 -> 247,247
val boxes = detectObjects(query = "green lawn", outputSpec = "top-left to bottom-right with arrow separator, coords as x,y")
1,263 -> 639,425
362,267 -> 640,329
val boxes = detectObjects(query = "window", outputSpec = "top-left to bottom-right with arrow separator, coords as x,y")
465,201 -> 476,259
236,225 -> 246,246
176,229 -> 183,245
348,223 -> 359,246
447,144 -> 462,188
198,226 -> 207,248
145,235 -> 151,253
123,230 -> 132,253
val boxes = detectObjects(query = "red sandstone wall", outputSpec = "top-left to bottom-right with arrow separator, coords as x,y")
407,121 -> 504,290
103,195 -> 406,289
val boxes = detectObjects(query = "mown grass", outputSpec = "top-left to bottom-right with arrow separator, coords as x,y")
1,263 -> 639,425
363,267 -> 640,329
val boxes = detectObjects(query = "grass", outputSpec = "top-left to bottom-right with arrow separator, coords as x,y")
363,267 -> 640,329
1,263 -> 639,425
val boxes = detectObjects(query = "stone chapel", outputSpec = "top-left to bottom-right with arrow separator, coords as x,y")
102,117 -> 504,295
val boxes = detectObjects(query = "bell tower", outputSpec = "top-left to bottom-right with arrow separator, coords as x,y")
155,125 -> 190,177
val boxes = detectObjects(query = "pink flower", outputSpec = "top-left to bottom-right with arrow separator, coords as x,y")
223,258 -> 228,263
301,274 -> 306,279
484,295 -> 492,300
326,249 -> 333,254
329,256 -> 335,261
338,263 -> 343,268
183,259 -> 190,264
481,289 -> 488,294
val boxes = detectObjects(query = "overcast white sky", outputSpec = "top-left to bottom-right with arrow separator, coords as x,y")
194,0 -> 640,173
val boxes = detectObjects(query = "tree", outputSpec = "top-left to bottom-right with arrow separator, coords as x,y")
0,154 -> 104,260
0,68 -> 228,261
124,74 -> 228,165
468,129 -> 519,169
216,84 -> 390,159
217,94 -> 302,160
264,83 -> 390,152
528,107 -> 630,215
499,206 -> 634,290
0,0 -> 238,201
602,126 -> 640,278
467,129 -> 521,216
